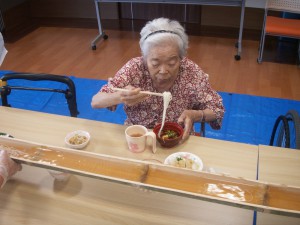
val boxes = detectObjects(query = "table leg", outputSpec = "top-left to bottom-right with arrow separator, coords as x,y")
91,0 -> 108,50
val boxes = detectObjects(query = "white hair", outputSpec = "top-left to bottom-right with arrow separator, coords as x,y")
139,18 -> 188,58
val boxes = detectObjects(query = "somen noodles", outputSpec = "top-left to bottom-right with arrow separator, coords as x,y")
158,92 -> 172,136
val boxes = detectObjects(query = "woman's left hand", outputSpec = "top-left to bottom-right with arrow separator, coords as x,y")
177,110 -> 197,142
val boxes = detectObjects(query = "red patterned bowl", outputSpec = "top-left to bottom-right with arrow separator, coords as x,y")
153,122 -> 184,148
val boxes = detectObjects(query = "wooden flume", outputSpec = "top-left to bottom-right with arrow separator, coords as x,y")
1,136 -> 300,218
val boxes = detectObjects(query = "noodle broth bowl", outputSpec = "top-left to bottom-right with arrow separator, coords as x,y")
65,130 -> 90,149
153,122 -> 183,148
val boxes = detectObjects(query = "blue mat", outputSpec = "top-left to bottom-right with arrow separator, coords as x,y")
1,71 -> 300,146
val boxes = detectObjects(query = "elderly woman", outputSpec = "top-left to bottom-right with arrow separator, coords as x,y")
91,18 -> 224,142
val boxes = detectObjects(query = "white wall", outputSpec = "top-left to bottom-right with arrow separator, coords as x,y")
246,0 -> 266,8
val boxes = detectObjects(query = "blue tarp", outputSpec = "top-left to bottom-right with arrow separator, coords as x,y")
1,71 -> 300,146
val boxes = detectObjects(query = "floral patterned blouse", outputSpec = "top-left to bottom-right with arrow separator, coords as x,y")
100,57 -> 224,129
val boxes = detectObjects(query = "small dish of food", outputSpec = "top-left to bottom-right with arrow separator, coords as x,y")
164,152 -> 203,171
48,169 -> 71,182
153,122 -> 183,148
65,130 -> 90,149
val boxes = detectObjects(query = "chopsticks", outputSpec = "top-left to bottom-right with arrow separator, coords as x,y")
112,87 -> 164,97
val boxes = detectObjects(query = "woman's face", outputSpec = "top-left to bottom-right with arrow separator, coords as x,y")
145,42 -> 180,92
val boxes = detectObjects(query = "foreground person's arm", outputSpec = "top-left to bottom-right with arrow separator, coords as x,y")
0,150 -> 22,188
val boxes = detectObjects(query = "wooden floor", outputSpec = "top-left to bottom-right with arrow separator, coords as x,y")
2,27 -> 300,100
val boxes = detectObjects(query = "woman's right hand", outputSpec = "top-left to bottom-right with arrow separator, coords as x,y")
120,85 -> 149,106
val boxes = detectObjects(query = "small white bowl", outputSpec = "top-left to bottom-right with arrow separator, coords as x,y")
65,130 -> 90,149
48,170 -> 71,182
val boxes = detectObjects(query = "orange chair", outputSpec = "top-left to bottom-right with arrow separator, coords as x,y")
257,0 -> 300,64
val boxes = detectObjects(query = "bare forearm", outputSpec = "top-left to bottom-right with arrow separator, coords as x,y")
91,87 -> 149,109
91,92 -> 122,109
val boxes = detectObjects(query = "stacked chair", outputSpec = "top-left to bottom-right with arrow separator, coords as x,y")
257,0 -> 300,64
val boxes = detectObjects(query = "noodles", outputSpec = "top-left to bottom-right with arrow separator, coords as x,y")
158,92 -> 172,136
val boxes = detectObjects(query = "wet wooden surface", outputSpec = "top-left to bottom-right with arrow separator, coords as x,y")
256,145 -> 300,225
0,106 -> 260,225
1,107 -> 299,224
1,136 -> 300,215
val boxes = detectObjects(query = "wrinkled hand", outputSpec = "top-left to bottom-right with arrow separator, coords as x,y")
0,150 -> 22,187
177,110 -> 199,143
120,86 -> 149,106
